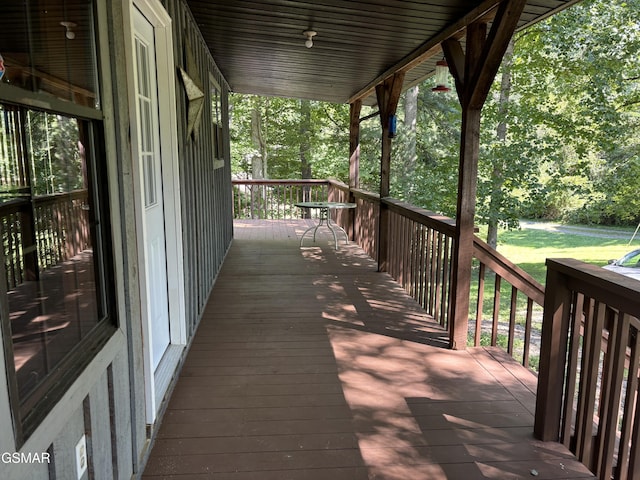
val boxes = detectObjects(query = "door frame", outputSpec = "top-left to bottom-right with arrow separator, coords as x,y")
125,0 -> 186,424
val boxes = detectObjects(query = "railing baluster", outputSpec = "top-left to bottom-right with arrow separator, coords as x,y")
508,286 -> 517,355
417,225 -> 426,310
620,327 -> 640,480
475,263 -> 486,347
433,232 -> 444,325
523,298 -> 533,368
576,298 -> 603,468
597,312 -> 629,479
561,292 -> 584,447
492,274 -> 501,346
441,235 -> 452,329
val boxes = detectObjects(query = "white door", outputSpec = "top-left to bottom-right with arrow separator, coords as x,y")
133,8 -> 170,370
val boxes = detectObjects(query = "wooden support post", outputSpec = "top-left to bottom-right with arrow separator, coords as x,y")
375,73 -> 404,272
534,261 -> 572,441
443,0 -> 527,349
449,106 -> 481,349
348,100 -> 361,240
349,100 -> 361,190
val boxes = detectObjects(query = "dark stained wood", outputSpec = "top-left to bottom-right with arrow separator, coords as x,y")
375,72 -> 404,273
468,0 -> 528,109
446,0 -> 525,351
443,37 -> 467,101
535,258 -> 640,479
348,101 -> 361,240
448,106 -> 481,350
445,20 -> 484,350
349,100 -> 361,191
535,267 -> 573,442
142,221 -> 596,480
473,236 -> 545,305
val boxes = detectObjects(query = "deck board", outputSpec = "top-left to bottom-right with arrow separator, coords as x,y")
142,220 -> 595,479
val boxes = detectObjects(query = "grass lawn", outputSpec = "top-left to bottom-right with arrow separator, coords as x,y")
484,226 -> 638,285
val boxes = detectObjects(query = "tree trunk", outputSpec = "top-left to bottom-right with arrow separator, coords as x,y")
299,99 -> 312,214
299,99 -> 312,179
250,101 -> 268,218
250,104 -> 268,179
487,39 -> 514,249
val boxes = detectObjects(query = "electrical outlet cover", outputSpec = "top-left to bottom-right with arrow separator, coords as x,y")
75,435 -> 87,479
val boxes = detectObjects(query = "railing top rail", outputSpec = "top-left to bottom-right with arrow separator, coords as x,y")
475,236 -> 545,305
384,197 -> 457,237
1,190 -> 89,216
351,188 -> 380,202
0,198 -> 30,215
547,258 -> 640,312
327,179 -> 350,192
232,179 -> 329,186
33,189 -> 89,205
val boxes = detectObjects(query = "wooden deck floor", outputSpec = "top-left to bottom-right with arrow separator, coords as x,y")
142,220 -> 596,480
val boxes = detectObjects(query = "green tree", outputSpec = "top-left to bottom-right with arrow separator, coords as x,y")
512,0 -> 640,225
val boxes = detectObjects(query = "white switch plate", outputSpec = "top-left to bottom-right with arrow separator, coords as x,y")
75,435 -> 87,479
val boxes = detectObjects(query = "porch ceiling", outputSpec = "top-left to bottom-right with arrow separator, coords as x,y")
186,0 -> 579,105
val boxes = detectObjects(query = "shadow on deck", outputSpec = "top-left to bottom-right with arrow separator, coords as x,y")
142,219 -> 595,479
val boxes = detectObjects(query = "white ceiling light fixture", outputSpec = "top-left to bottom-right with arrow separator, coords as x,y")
60,21 -> 77,40
303,30 -> 317,48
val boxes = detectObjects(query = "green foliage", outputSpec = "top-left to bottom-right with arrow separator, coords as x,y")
229,94 -> 349,180
386,87 -> 461,216
509,0 -> 640,225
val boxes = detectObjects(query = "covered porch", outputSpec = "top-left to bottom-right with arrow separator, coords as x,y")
142,219 -> 595,479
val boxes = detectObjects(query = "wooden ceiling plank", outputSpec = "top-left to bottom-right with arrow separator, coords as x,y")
189,1 -> 457,32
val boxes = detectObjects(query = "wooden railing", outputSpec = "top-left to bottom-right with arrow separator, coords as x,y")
535,259 -> 640,480
34,190 -> 91,271
472,236 -> 545,369
383,198 -> 456,329
231,179 -> 545,367
1,199 -> 30,289
232,179 -> 329,219
1,190 -> 90,289
332,183 -> 544,364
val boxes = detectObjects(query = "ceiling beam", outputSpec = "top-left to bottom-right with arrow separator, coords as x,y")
348,0 -> 502,104
441,38 -> 466,104
468,0 -> 527,109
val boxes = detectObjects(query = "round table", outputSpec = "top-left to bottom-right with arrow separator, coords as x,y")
294,201 -> 356,249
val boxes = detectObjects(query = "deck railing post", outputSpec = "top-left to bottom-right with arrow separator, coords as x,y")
375,73 -> 404,272
534,260 -> 573,441
348,100 -> 361,241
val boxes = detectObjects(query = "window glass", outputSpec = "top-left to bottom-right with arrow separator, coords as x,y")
0,0 -> 99,108
620,251 -> 640,268
1,104 -> 105,402
210,77 -> 223,161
